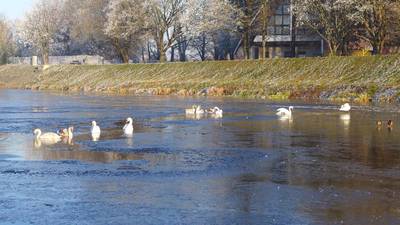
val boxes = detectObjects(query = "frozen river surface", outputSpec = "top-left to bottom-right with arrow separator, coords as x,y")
0,89 -> 400,225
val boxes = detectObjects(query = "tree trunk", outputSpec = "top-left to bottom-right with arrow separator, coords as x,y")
261,35 -> 266,60
200,45 -> 206,61
327,41 -> 340,56
261,5 -> 267,60
0,53 -> 5,65
213,45 -> 219,60
112,38 -> 129,63
371,41 -> 379,55
379,40 -> 385,55
199,35 -> 207,61
141,47 -> 145,63
159,48 -> 166,63
243,32 -> 250,59
42,51 -> 49,65
147,42 -> 152,61
178,41 -> 187,62
170,46 -> 175,62
158,36 -> 166,63
121,49 -> 129,63
372,39 -> 385,55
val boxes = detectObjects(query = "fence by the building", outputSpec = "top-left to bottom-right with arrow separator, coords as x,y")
8,55 -> 105,65
8,57 -> 33,65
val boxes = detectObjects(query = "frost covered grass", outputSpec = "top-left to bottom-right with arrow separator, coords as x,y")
0,55 -> 400,102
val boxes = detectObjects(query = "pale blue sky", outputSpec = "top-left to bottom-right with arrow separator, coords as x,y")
0,0 -> 34,20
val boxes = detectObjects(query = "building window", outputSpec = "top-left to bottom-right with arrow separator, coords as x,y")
268,0 -> 291,35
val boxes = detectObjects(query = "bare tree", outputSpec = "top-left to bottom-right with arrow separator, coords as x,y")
22,0 -> 63,64
0,16 -> 13,64
63,0 -> 119,59
146,0 -> 186,62
354,0 -> 400,54
175,24 -> 190,61
104,0 -> 147,63
191,34 -> 210,61
293,0 -> 358,56
66,0 -> 109,41
184,0 -> 239,61
232,0 -> 259,59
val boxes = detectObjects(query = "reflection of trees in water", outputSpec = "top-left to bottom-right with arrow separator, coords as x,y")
220,120 -> 274,149
284,112 -> 400,169
232,174 -> 259,217
302,186 -> 400,225
222,111 -> 400,198
274,112 -> 400,224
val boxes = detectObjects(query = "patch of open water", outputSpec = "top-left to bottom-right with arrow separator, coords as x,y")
0,89 -> 399,224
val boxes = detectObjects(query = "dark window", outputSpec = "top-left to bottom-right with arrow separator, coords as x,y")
268,1 -> 291,35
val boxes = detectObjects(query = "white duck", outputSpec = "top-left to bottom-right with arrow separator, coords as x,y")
34,128 -> 61,145
91,121 -> 101,141
340,103 -> 351,112
276,106 -> 294,117
123,117 -> 134,135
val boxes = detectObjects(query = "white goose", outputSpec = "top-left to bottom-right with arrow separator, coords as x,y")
196,105 -> 205,115
340,103 -> 351,112
58,126 -> 74,138
276,106 -> 294,117
185,105 -> 205,115
34,128 -> 61,145
91,121 -> 101,141
185,105 -> 197,115
208,106 -> 223,118
123,117 -> 134,135
91,121 -> 101,136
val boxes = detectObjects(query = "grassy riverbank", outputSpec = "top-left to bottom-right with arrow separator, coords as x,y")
1,55 -> 400,102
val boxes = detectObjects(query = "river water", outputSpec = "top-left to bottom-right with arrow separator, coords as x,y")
0,89 -> 399,224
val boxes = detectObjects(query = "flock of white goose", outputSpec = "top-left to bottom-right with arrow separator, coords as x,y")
33,105 -> 224,145
33,117 -> 134,145
276,102 -> 394,129
32,102 -> 364,146
185,105 -> 223,118
276,102 -> 351,118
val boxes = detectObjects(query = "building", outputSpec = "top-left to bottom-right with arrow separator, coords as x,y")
252,0 -> 324,58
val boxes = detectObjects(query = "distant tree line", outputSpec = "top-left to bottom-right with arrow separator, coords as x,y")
0,0 -> 399,64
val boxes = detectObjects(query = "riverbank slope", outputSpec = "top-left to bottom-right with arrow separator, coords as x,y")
1,55 -> 400,102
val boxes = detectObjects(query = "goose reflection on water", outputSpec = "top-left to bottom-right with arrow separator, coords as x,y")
34,134 -> 74,148
28,148 -> 143,163
31,106 -> 48,113
340,113 -> 351,128
278,114 -> 293,125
